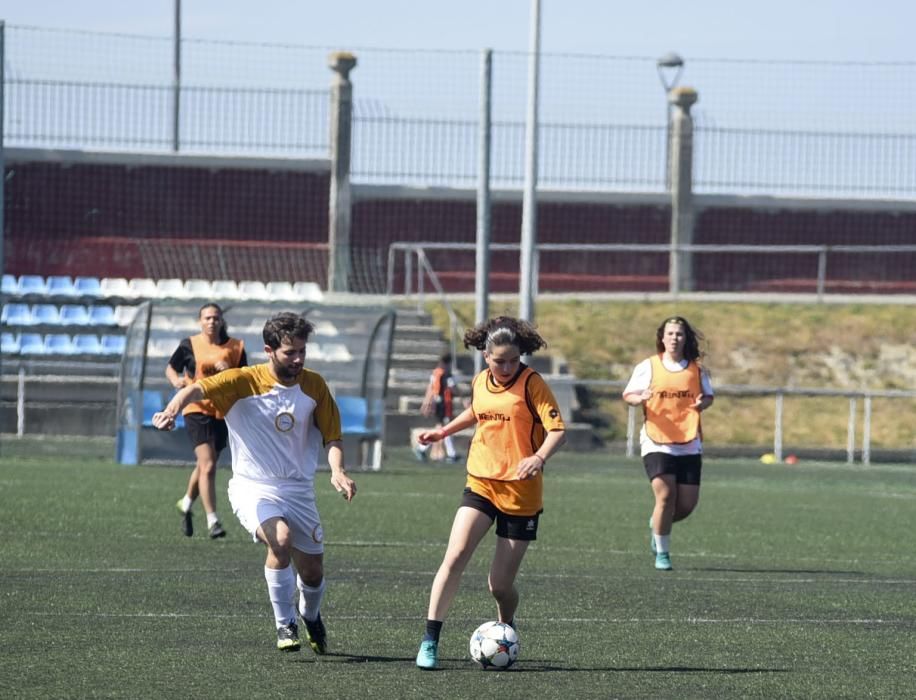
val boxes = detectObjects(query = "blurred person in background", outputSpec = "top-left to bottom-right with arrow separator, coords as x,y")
166,303 -> 246,539
413,352 -> 462,463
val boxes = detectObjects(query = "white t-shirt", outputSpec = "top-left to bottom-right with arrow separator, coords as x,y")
623,356 -> 714,457
198,364 -> 342,486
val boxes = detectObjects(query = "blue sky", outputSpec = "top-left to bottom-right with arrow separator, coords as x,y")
1,0 -> 913,61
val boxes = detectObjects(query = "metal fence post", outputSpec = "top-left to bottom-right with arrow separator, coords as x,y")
668,87 -> 698,294
861,395 -> 872,465
327,52 -> 357,293
846,397 -> 857,464
626,404 -> 636,458
475,48 -> 493,376
171,0 -> 182,152
773,391 -> 784,461
17,367 -> 25,437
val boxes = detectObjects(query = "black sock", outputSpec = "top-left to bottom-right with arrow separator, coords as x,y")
423,619 -> 443,643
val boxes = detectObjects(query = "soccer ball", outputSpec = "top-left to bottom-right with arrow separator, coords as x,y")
468,621 -> 520,670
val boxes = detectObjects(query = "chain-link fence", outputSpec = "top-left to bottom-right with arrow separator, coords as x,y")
6,25 -> 916,197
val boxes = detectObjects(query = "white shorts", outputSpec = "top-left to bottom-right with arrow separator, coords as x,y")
227,476 -> 324,555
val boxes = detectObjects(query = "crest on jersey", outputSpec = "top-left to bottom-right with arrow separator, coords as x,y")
275,411 -> 295,432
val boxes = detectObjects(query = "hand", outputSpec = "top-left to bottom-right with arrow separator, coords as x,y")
331,470 -> 357,502
417,428 -> 444,445
151,411 -> 177,431
214,360 -> 230,372
516,454 -> 545,480
639,388 -> 653,402
691,394 -> 711,411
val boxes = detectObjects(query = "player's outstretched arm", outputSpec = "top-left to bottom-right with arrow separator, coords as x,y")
326,441 -> 356,502
417,405 -> 476,444
152,383 -> 204,431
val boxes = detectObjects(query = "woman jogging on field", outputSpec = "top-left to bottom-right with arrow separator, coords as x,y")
166,303 -> 246,539
414,316 -> 567,670
622,315 -> 714,571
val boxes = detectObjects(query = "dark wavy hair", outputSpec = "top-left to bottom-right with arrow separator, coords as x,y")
262,312 -> 314,350
655,315 -> 704,362
199,303 -> 230,344
463,316 -> 547,355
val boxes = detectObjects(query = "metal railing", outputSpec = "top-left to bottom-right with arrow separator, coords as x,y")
579,379 -> 912,466
386,241 -> 916,299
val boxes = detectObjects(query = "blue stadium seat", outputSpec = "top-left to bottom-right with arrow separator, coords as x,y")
1,332 -> 20,354
44,333 -> 76,355
100,334 -> 127,355
2,274 -> 18,295
74,276 -> 103,297
142,390 -> 163,427
19,333 -> 45,355
59,304 -> 92,326
17,275 -> 48,296
72,334 -> 104,355
30,304 -> 61,325
88,305 -> 118,326
2,303 -> 32,325
47,276 -> 79,297
336,395 -> 382,435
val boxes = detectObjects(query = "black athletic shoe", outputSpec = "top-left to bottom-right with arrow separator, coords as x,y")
276,622 -> 301,652
303,613 -> 328,655
176,500 -> 193,537
208,521 -> 226,539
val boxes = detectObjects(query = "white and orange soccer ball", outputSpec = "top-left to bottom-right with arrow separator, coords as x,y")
468,621 -> 520,670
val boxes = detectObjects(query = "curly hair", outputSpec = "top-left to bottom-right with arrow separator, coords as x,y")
262,312 -> 314,350
655,315 -> 705,362
463,316 -> 547,355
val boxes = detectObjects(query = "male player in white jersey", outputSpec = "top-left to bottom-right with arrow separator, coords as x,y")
153,312 -> 357,653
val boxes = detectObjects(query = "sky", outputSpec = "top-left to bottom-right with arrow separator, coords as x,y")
1,0 -> 914,62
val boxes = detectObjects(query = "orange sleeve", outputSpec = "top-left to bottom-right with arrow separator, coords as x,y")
527,373 -> 566,431
301,372 -> 342,444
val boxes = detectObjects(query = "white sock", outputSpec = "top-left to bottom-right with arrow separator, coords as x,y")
654,534 -> 670,554
206,512 -> 220,528
264,565 -> 296,627
297,576 -> 326,622
443,434 -> 457,458
179,495 -> 193,513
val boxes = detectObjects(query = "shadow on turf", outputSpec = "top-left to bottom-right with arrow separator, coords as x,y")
290,654 -> 789,675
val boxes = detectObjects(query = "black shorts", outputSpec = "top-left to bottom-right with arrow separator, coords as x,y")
461,488 -> 540,541
644,452 -> 702,485
184,412 -> 228,453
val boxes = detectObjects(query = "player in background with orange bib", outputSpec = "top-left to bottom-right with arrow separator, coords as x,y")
622,316 -> 714,571
413,353 -> 461,463
166,303 -> 247,539
414,317 -> 567,670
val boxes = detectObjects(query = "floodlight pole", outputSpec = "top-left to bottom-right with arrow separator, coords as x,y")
656,51 -> 684,190
519,0 -> 541,324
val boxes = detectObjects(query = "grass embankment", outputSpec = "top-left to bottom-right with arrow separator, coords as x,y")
428,299 -> 916,450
